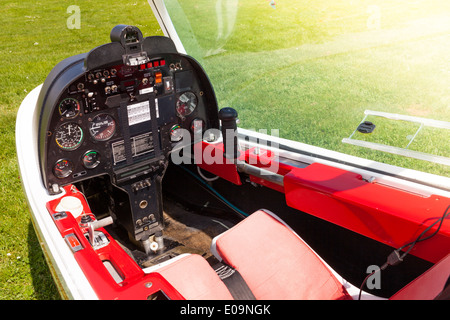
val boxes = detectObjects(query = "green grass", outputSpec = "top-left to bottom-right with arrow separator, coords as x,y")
1,0 -> 449,300
0,0 -> 162,300
167,0 -> 450,176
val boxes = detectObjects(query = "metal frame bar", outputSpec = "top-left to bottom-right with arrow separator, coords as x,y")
148,0 -> 187,54
343,110 -> 450,166
342,138 -> 450,166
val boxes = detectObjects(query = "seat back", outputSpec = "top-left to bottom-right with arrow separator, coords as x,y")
211,209 -> 352,300
149,253 -> 233,300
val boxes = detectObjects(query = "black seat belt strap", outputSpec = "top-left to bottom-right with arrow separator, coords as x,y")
214,262 -> 256,300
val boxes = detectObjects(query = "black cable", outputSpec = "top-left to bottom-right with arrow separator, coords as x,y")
177,165 -> 249,219
358,269 -> 380,300
358,204 -> 450,300
397,205 -> 450,259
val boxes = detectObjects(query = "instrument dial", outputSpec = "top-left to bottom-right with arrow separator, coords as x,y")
53,159 -> 73,178
82,150 -> 101,169
58,98 -> 81,119
89,114 -> 116,141
176,91 -> 197,118
55,122 -> 83,150
170,125 -> 183,142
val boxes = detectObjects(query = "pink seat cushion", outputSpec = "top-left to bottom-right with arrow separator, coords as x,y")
155,254 -> 233,300
214,210 -> 351,300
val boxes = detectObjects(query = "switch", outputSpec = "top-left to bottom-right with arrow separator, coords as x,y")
64,233 -> 83,252
155,72 -> 162,84
164,77 -> 173,93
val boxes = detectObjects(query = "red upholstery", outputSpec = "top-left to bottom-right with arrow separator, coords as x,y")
154,210 -> 449,300
154,254 -> 233,300
212,210 -> 352,300
390,253 -> 450,300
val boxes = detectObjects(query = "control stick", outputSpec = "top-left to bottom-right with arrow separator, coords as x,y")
218,107 -> 240,159
218,108 -> 285,186
88,216 -> 113,246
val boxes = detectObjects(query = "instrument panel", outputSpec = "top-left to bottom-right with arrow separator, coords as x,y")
41,50 -> 219,193
36,25 -> 220,244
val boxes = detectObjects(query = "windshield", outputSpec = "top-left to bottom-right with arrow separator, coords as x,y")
164,0 -> 450,177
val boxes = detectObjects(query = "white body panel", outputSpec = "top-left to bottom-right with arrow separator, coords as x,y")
16,85 -> 98,300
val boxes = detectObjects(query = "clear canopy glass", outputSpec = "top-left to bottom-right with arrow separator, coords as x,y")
164,0 -> 450,177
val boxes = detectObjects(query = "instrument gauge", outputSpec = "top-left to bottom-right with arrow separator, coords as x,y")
176,91 -> 197,118
82,150 -> 101,169
58,98 -> 81,119
170,125 -> 184,142
55,122 -> 83,150
53,159 -> 73,178
89,114 -> 116,141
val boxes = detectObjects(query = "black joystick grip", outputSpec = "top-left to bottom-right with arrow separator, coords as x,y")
219,107 -> 240,159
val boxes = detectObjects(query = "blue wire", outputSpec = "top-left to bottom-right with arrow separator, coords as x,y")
178,165 -> 249,217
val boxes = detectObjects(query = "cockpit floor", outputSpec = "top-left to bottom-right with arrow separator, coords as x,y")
106,198 -> 236,269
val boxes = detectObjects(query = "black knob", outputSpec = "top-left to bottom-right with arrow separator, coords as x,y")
80,214 -> 93,227
81,214 -> 93,224
219,107 -> 240,159
219,107 -> 238,122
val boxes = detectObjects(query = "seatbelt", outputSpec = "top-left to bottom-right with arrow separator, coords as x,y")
213,262 -> 256,300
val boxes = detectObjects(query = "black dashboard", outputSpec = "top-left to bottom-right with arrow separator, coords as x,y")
36,25 -> 220,242
37,26 -> 219,194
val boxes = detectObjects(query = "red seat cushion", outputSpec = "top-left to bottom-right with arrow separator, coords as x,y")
390,253 -> 450,300
212,210 -> 352,300
154,254 -> 233,300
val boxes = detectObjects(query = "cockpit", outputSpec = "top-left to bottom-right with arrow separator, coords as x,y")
38,25 -> 221,252
17,20 -> 449,300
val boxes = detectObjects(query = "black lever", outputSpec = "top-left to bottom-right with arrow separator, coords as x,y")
219,107 -> 240,159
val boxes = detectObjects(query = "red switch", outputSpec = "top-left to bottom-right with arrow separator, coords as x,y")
64,233 -> 83,252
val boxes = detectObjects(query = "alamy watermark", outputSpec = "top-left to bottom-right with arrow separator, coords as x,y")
170,125 -> 280,174
366,5 -> 381,30
365,265 -> 382,290
67,5 -> 81,29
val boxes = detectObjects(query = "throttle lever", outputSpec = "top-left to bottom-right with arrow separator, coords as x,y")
88,216 -> 113,246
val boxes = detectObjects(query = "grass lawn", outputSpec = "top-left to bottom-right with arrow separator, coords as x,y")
1,0 -> 449,300
0,0 -> 162,300
168,0 -> 450,175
